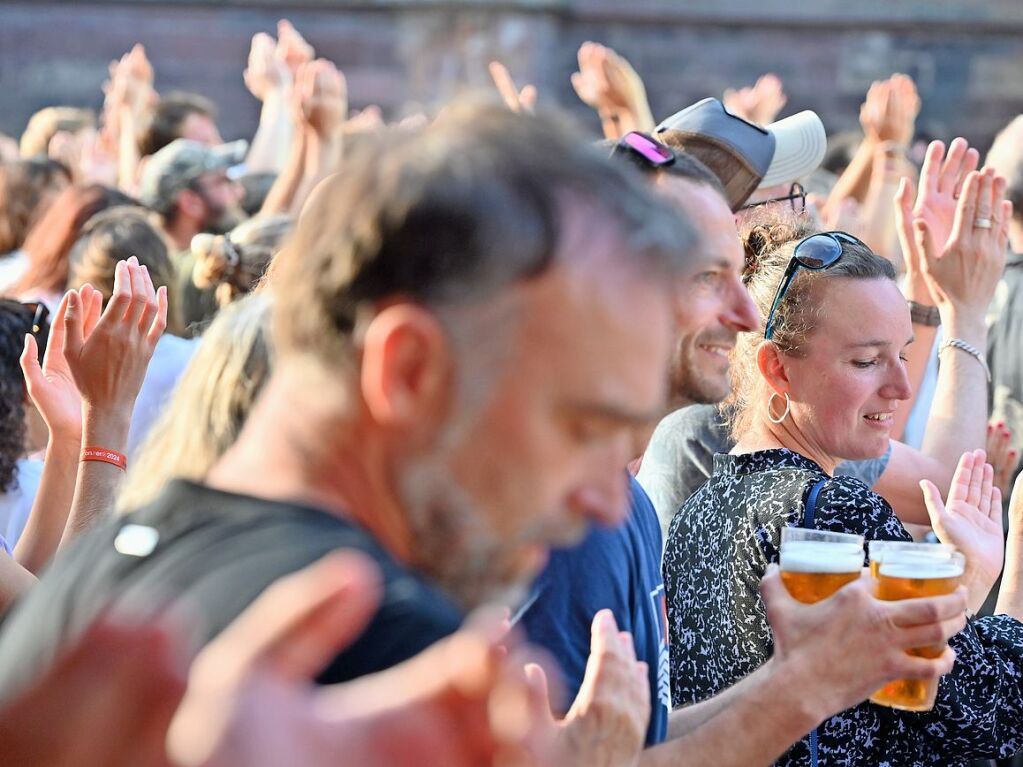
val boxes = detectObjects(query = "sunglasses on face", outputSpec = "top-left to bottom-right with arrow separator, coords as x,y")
762,231 -> 865,341
742,182 -> 806,213
611,131 -> 676,173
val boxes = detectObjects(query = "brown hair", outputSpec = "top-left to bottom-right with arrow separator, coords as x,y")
138,92 -> 217,158
273,100 -> 697,369
67,206 -> 181,334
727,208 -> 897,438
13,184 -> 136,296
0,158 -> 72,255
191,215 -> 291,308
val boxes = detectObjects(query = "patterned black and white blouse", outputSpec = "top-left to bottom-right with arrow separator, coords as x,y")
663,448 -> 1023,766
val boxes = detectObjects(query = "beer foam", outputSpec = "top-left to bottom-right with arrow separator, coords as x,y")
780,541 -> 863,573
878,561 -> 963,580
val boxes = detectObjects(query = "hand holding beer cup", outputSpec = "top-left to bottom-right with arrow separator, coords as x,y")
921,449 -> 1004,614
761,564 -> 966,719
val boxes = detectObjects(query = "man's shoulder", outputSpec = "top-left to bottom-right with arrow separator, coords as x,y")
0,481 -> 463,692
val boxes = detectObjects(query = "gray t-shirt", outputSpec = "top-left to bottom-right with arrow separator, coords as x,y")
637,404 -> 893,541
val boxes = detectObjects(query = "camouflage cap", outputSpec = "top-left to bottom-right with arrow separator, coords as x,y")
139,138 -> 247,213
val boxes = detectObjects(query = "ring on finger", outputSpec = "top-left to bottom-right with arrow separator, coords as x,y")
974,217 -> 993,229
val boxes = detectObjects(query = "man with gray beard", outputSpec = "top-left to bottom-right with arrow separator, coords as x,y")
0,102 -> 689,717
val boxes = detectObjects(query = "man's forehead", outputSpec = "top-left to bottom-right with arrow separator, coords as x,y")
656,178 -> 743,274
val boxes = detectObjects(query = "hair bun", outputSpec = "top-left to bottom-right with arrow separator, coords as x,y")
740,214 -> 803,279
191,233 -> 237,290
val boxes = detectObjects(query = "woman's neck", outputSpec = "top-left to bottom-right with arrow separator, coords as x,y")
732,419 -> 839,476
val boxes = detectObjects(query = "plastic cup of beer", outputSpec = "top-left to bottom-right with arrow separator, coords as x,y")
779,528 -> 865,604
867,540 -> 956,578
869,549 -> 965,712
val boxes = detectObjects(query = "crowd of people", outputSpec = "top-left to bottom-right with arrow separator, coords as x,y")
3,19 -> 1023,767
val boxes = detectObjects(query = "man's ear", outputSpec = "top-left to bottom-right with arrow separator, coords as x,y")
756,341 -> 792,397
359,304 -> 451,429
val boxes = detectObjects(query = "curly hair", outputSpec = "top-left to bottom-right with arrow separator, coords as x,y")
0,300 -> 49,493
190,215 -> 291,308
727,208 -> 896,439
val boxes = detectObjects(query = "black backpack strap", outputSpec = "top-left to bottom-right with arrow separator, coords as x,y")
803,477 -> 827,529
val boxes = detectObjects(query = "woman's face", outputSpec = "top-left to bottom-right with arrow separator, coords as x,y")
779,277 -> 913,462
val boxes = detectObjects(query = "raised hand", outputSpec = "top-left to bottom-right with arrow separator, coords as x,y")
860,73 -> 919,148
921,449 -> 1004,613
489,61 -> 537,114
571,42 -> 653,137
723,73 -> 787,126
20,288 -> 101,439
294,59 -> 347,138
62,258 -> 167,418
276,19 -> 314,76
244,31 -> 291,102
524,610 -> 649,767
913,166 -> 1011,314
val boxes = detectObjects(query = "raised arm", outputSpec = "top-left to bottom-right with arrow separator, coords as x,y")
875,163 -> 1008,524
243,23 -> 305,174
61,259 -> 167,540
571,42 -> 653,140
288,59 -> 346,216
13,290 -> 92,574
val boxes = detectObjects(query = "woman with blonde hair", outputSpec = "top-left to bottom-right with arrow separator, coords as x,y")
117,293 -> 271,511
663,169 -> 1023,765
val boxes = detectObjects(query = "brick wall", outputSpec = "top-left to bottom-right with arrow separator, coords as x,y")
2,0 -> 1022,152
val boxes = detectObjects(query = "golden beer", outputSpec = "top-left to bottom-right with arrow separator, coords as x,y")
869,552 -> 965,711
779,529 -> 864,604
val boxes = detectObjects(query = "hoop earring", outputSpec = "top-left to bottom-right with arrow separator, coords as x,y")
767,392 -> 790,424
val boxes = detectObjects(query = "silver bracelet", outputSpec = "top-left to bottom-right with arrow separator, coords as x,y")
938,337 -> 991,382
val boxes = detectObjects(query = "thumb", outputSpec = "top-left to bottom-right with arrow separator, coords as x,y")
524,662 -> 557,726
758,563 -> 791,609
920,478 -> 946,531
20,335 -> 43,394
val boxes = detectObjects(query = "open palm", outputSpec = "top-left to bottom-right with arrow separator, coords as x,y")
20,287 -> 102,438
922,449 -> 1004,613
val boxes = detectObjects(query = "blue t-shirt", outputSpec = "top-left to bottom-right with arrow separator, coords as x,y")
517,476 -> 670,746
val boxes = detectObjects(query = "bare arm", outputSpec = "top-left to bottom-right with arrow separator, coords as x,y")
877,158 -> 1006,525
61,260 -> 167,542
242,31 -> 294,174
0,551 -> 36,617
12,291 -> 87,574
642,569 -> 965,767
571,42 -> 654,140
288,60 -> 345,217
997,472 -> 1023,619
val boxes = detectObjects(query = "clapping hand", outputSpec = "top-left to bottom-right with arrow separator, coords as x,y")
723,73 -> 787,126
860,74 -> 920,148
293,59 -> 347,139
921,449 -> 1004,613
244,31 -> 291,102
62,258 -> 167,420
524,610 -> 649,767
489,61 -> 537,114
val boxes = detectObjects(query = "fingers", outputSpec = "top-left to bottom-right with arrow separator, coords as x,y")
938,137 -> 968,195
913,218 -> 940,276
519,84 -> 537,112
147,286 -> 168,346
489,61 -> 522,113
103,260 -> 133,327
918,140 -> 944,196
967,448 -> 987,508
522,662 -> 556,727
979,461 -> 996,520
991,486 -> 1005,534
895,646 -> 957,681
887,586 -> 968,627
920,478 -> 946,531
19,334 -> 43,397
80,283 -> 103,340
975,167 -> 995,223
896,612 -> 967,649
949,170 -> 981,243
63,290 -> 85,362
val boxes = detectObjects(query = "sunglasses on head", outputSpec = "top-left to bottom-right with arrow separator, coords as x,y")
763,231 -> 865,341
742,182 -> 806,213
611,131 -> 676,173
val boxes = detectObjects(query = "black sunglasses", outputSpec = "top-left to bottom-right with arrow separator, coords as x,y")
742,182 -> 806,213
610,131 -> 676,173
763,231 -> 865,341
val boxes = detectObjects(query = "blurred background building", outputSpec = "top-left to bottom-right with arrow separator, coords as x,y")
2,0 -> 1022,150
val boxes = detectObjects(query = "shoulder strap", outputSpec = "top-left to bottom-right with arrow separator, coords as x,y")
803,477 -> 827,529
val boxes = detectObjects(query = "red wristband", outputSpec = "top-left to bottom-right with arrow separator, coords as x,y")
81,447 -> 127,471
